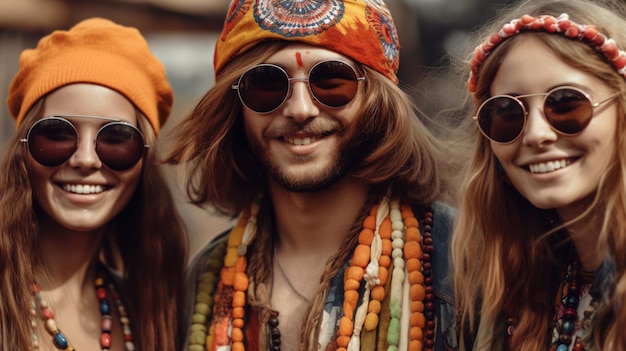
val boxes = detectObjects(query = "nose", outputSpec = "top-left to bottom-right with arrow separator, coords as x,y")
521,100 -> 558,147
281,79 -> 320,122
67,132 -> 102,171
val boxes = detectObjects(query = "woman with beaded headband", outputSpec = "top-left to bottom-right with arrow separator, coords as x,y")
167,0 -> 457,350
449,0 -> 626,350
0,18 -> 188,350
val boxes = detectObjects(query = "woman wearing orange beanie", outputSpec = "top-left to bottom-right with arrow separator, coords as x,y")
1,18 -> 187,350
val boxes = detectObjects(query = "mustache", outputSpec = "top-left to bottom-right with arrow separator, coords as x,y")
264,119 -> 342,138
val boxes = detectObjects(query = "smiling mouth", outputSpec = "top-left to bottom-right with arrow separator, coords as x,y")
62,184 -> 105,194
528,159 -> 573,174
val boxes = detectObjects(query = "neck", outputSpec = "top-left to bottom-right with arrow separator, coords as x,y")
37,216 -> 105,289
559,210 -> 603,272
269,176 -> 370,254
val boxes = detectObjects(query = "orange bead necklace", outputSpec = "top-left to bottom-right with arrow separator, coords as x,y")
189,198 -> 435,351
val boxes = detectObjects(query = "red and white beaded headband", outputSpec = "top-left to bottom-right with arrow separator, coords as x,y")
468,13 -> 626,94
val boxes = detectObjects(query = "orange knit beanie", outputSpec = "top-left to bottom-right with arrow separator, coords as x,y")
7,17 -> 173,134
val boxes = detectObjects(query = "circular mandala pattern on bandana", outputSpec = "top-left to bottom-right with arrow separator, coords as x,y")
221,0 -> 253,40
254,0 -> 344,37
365,1 -> 399,68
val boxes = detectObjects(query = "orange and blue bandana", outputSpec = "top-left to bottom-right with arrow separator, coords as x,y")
214,0 -> 401,84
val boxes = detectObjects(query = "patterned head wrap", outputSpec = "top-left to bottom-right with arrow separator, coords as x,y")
214,0 -> 401,83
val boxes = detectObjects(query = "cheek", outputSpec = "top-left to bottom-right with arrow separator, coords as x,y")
242,113 -> 266,140
27,160 -> 53,196
119,163 -> 143,191
332,103 -> 361,132
490,142 -> 518,165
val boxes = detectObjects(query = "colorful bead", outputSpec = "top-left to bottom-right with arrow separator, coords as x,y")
193,199 -> 434,351
100,333 -> 112,348
507,255 -> 598,351
52,331 -> 69,349
31,264 -> 134,351
267,313 -> 281,351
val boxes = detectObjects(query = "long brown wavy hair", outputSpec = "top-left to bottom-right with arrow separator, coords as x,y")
450,0 -> 626,350
166,41 -> 452,350
0,99 -> 188,351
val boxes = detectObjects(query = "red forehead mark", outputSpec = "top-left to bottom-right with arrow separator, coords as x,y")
295,52 -> 304,68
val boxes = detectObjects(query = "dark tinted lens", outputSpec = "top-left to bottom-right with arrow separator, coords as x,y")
96,123 -> 145,171
309,61 -> 359,107
27,118 -> 77,167
238,65 -> 289,113
478,97 -> 526,143
544,88 -> 592,134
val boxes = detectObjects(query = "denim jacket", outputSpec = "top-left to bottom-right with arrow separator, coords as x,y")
429,201 -> 458,351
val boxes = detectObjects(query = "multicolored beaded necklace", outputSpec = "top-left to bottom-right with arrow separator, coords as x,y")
30,263 -> 134,351
506,255 -> 597,351
187,197 -> 436,351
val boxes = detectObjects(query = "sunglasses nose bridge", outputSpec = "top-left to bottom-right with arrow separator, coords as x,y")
520,101 -> 560,145
514,92 -> 545,111
67,132 -> 103,170
282,76 -> 320,119
510,94 -> 549,130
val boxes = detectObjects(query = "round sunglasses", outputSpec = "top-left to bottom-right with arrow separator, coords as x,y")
231,60 -> 365,114
474,86 -> 619,143
21,115 -> 148,171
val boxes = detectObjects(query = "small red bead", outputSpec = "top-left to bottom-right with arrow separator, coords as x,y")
41,308 -> 54,320
100,333 -> 112,348
97,287 -> 107,300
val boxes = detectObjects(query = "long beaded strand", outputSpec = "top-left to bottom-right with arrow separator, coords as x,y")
387,200 -> 406,350
411,207 -> 435,350
507,255 -> 598,351
31,265 -> 134,351
206,201 -> 258,351
103,269 -> 135,351
337,199 -> 434,351
31,284 -> 72,351
346,197 -> 390,351
192,199 -> 434,350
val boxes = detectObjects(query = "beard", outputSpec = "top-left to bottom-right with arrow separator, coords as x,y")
246,119 -> 366,193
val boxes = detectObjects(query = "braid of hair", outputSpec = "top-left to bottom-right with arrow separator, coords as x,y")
246,198 -> 275,348
300,194 -> 379,351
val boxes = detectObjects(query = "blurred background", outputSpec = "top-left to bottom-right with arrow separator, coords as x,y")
0,0 -> 513,258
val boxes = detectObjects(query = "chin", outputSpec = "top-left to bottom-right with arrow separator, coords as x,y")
526,196 -> 571,210
274,167 -> 344,193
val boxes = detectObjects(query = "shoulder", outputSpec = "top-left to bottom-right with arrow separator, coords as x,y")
179,229 -> 231,350
422,201 -> 456,301
432,201 -> 456,237
423,201 -> 459,350
420,201 -> 456,250
188,228 -> 230,273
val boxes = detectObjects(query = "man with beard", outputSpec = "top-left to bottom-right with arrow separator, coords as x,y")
168,0 -> 457,350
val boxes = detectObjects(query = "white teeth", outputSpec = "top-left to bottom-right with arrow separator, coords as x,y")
62,184 -> 104,194
529,159 -> 569,174
286,136 -> 317,145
